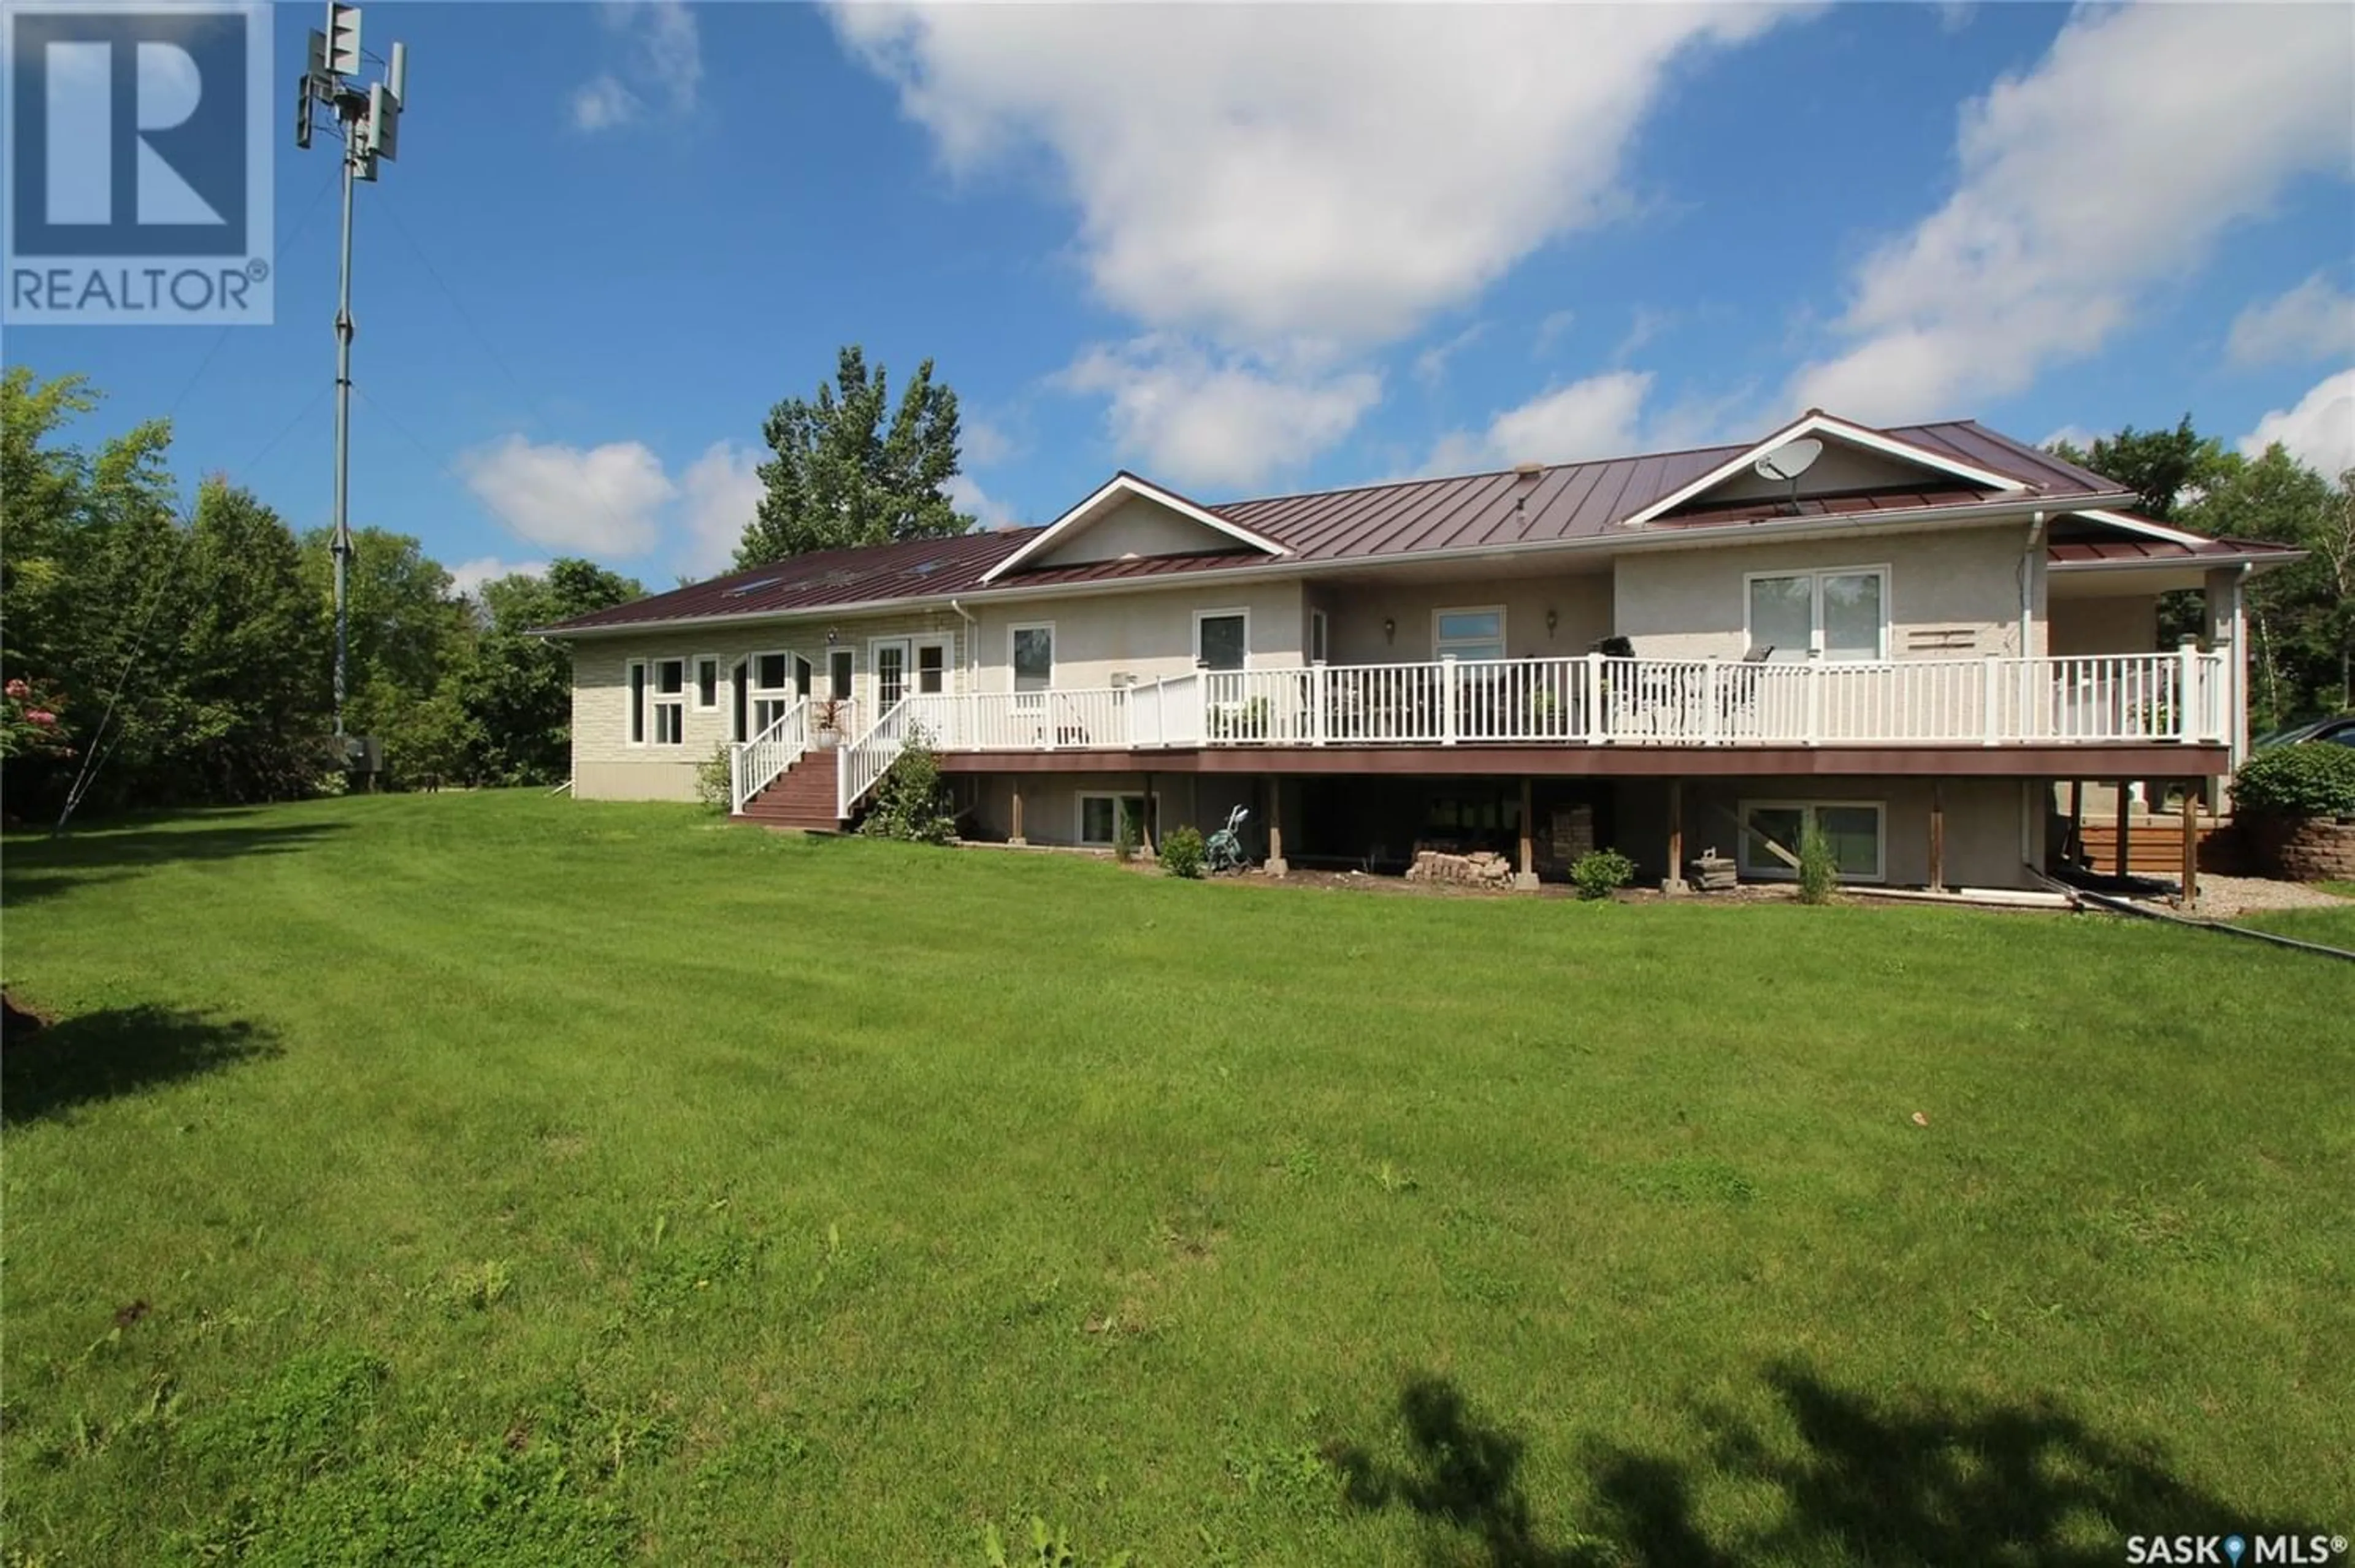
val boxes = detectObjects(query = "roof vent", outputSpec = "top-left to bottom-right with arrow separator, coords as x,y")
1513,462 -> 1544,480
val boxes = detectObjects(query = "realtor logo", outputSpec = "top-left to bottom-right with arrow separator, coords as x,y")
6,2 -> 274,323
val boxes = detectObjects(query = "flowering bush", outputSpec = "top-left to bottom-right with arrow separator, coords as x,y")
1,676 -> 72,760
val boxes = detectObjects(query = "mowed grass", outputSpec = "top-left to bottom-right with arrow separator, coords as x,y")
2232,883 -> 2355,950
4,792 -> 2351,1566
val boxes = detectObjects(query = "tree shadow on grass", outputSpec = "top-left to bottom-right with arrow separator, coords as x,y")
2,1004 -> 279,1125
1335,1363 -> 2271,1567
1,818 -> 345,904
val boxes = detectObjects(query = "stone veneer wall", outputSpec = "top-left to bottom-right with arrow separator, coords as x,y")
2245,815 -> 2355,882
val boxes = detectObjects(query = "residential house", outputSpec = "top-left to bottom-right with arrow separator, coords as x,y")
540,411 -> 2300,892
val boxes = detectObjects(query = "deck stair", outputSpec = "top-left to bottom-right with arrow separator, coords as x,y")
731,754 -> 843,832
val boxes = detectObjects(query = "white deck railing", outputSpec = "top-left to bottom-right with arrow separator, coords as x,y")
824,650 -> 2228,809
728,698 -> 809,814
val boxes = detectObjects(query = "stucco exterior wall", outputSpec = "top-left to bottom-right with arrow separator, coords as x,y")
1032,497 -> 1232,568
1612,523 -> 2039,662
2048,594 -> 2159,656
965,579 -> 1306,692
1610,774 -> 2039,889
1312,572 -> 1614,665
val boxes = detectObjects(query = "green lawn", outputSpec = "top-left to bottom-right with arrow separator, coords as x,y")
2231,882 -> 2355,950
4,793 -> 2351,1566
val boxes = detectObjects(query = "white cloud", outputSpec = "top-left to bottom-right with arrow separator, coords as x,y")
2240,368 -> 2355,478
570,74 -> 637,132
962,415 -> 1016,468
572,1 -> 700,133
1059,337 -> 1382,492
449,556 -> 550,597
1790,4 -> 2355,422
676,440 -> 765,575
2229,273 -> 2355,368
1533,309 -> 1577,358
456,434 -> 675,556
1423,370 -> 1656,475
2039,425 -> 2097,454
833,6 -> 1787,348
1413,323 -> 1487,391
946,472 -> 1019,530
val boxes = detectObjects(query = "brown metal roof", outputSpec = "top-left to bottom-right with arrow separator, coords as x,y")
2048,535 -> 2303,565
543,418 -> 2135,635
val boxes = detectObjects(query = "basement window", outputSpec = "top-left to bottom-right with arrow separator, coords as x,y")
1737,800 -> 1885,883
1078,793 -> 1147,847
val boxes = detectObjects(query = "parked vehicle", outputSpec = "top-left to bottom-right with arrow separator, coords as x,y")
2254,714 -> 2355,750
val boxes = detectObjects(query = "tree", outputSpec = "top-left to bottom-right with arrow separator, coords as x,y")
737,345 -> 971,567
2187,447 -> 2351,725
297,526 -> 476,783
167,481 -> 334,803
458,557 -> 643,784
2047,415 -> 2235,521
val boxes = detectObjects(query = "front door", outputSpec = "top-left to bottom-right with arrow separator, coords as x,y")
872,638 -> 911,711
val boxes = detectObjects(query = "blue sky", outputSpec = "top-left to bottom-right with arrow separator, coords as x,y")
9,1 -> 2352,592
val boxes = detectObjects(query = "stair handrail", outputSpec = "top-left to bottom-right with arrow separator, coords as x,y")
729,698 -> 810,815
836,695 -> 914,820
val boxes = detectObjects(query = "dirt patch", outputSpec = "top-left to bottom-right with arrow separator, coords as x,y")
2171,874 -> 2351,919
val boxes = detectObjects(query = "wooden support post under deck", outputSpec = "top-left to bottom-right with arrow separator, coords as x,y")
1928,780 -> 1946,892
2178,780 -> 2199,909
1141,773 -> 1157,856
1009,781 -> 1025,846
1516,776 -> 1539,891
2114,784 -> 2131,880
1264,776 -> 1287,875
1661,778 -> 1687,894
2067,779 -> 2085,868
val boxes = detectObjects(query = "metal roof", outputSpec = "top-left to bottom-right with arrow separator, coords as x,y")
542,418 -> 2139,635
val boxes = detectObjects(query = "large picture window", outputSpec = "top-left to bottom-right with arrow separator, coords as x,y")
1434,606 -> 1506,662
1745,567 -> 1888,661
1012,624 -> 1055,694
1737,800 -> 1885,883
1195,610 -> 1249,671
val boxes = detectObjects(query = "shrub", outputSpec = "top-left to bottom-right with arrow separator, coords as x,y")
1159,825 -> 1206,879
1569,848 -> 1633,900
1796,822 -> 1838,904
860,730 -> 956,843
1112,801 -> 1141,863
2234,742 -> 2355,819
694,745 -> 732,814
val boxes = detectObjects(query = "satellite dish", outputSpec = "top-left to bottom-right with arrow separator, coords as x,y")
1753,437 -> 1824,483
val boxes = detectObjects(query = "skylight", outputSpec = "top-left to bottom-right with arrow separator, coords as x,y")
721,577 -> 781,597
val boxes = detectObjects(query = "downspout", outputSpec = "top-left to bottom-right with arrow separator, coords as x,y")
949,599 -> 981,687
2018,511 -> 2047,656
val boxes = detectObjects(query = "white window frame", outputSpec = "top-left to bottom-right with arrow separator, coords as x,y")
746,649 -> 795,737
1742,564 -> 1891,662
1192,606 -> 1251,671
1075,790 -> 1151,848
913,635 -> 954,696
626,659 -> 648,747
1309,607 -> 1330,664
827,646 -> 856,702
650,656 -> 687,747
1009,621 -> 1056,698
869,635 -> 914,711
1736,798 -> 1887,884
1433,604 -> 1507,662
691,653 -> 722,712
